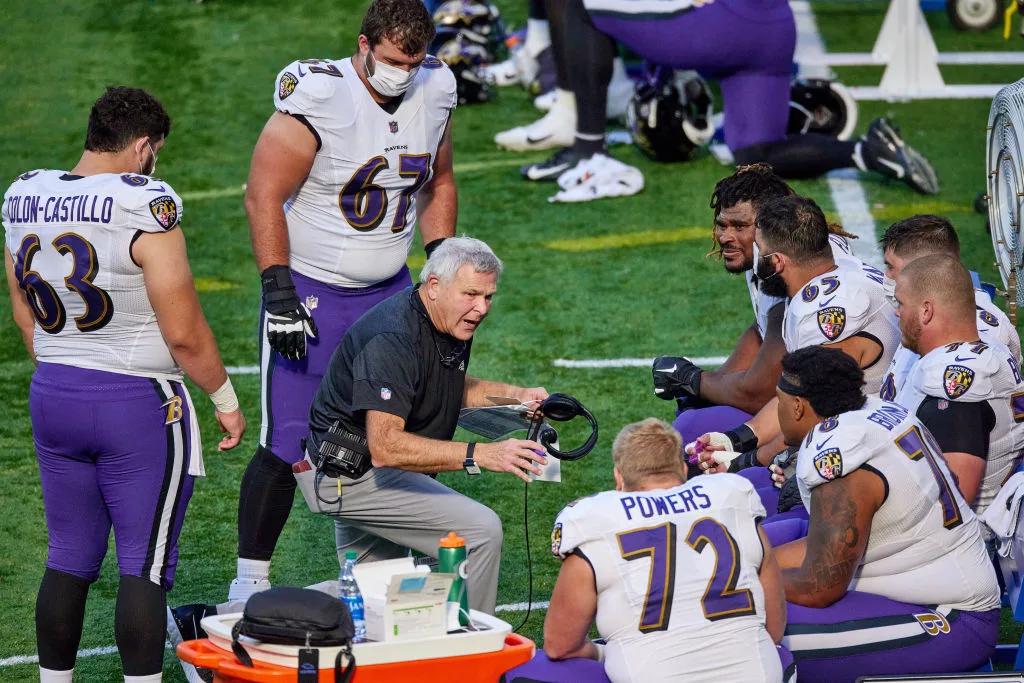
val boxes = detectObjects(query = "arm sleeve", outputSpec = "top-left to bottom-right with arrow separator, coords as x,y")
349,333 -> 419,421
117,179 -> 184,233
916,397 -> 995,459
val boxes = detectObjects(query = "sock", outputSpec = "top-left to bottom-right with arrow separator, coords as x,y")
114,576 -> 166,677
236,558 -> 271,582
525,19 -> 550,55
852,140 -> 867,171
574,132 -> 605,157
124,674 -> 162,683
36,568 -> 91,671
39,668 -> 74,683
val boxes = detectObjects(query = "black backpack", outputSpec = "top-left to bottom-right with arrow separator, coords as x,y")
231,587 -> 356,683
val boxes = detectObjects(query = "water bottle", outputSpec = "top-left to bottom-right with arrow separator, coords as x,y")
339,550 -> 366,642
438,531 -> 469,626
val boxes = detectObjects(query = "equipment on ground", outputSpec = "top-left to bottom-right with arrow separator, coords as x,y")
626,68 -> 714,162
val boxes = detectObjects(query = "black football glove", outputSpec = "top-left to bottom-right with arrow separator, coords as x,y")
261,265 -> 319,361
652,356 -> 703,400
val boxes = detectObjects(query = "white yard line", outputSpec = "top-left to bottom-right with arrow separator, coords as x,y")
553,356 -> 729,369
791,0 -> 882,267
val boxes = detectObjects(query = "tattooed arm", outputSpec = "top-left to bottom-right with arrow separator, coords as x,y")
779,469 -> 886,608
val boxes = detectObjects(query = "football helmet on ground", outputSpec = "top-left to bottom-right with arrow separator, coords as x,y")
626,67 -> 714,162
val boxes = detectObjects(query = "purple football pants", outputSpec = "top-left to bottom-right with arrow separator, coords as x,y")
259,268 -> 412,464
784,593 -> 998,683
31,363 -> 196,589
590,0 -> 796,151
504,645 -> 796,682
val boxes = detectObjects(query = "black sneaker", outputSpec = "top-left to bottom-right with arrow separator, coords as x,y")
167,604 -> 217,683
858,118 -> 940,195
521,147 -> 585,182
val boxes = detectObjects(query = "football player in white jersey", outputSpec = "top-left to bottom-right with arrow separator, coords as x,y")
876,214 -> 1020,401
773,346 -> 999,683
2,87 -> 245,683
892,254 -> 1024,516
692,196 -> 899,480
230,0 -> 457,605
504,418 -> 794,683
653,165 -> 861,466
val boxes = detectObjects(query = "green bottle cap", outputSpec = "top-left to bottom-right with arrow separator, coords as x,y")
346,550 -> 357,560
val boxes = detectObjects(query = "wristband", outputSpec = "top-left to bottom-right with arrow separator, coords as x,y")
723,424 -> 758,453
424,238 -> 447,258
727,450 -> 761,473
210,378 -> 239,413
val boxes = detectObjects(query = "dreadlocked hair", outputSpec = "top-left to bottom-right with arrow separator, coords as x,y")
827,222 -> 859,240
706,163 -> 795,261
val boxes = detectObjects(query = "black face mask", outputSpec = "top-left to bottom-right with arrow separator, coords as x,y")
756,254 -> 787,298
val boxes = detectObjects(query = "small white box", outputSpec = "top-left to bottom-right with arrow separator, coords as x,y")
350,559 -> 452,642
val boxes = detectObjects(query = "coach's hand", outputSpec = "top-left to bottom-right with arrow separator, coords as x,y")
261,265 -> 319,361
652,356 -> 702,400
216,408 -> 246,451
476,439 -> 548,483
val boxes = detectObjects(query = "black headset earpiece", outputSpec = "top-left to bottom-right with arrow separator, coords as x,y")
527,393 -> 598,461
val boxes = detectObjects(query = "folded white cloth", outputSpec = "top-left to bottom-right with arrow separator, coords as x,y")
549,153 -> 644,203
981,471 -> 1024,557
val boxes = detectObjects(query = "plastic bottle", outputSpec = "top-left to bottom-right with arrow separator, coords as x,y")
339,550 -> 366,642
438,531 -> 469,626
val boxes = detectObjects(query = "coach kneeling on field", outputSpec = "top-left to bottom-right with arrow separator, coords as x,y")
299,237 -> 548,615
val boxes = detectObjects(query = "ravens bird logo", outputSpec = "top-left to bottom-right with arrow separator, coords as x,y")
943,364 -> 975,399
817,306 -> 846,341
814,448 -> 843,481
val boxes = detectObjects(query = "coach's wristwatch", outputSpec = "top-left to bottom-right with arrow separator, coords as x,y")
463,442 -> 481,476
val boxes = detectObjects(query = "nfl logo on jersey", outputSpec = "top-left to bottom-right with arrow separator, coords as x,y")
380,387 -> 392,401
389,121 -> 399,134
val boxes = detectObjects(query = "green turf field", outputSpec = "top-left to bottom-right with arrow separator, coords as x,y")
0,1 -> 1021,679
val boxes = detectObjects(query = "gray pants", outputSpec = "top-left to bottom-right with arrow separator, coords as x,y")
296,457 -> 503,614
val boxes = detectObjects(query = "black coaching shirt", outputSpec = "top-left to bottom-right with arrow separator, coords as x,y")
307,285 -> 472,455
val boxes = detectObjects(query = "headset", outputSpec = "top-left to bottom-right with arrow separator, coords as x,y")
525,393 -> 599,460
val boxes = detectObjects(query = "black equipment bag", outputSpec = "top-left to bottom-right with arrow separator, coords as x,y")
231,587 -> 356,682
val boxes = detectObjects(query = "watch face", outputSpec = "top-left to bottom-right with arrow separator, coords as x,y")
464,461 -> 481,475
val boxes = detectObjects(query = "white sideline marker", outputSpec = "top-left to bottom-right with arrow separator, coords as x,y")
553,356 -> 728,369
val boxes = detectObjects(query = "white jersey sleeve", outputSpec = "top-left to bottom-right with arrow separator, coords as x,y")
795,397 -> 1000,611
115,174 -> 183,233
878,344 -> 919,401
274,59 -> 345,124
975,289 -> 1022,362
783,260 -> 900,393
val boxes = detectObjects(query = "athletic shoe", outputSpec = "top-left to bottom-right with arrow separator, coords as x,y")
549,154 -> 645,203
521,147 -> 586,182
857,118 -> 940,195
534,89 -> 557,112
167,604 -> 217,683
483,56 -> 520,87
514,46 -> 542,88
227,576 -> 272,602
495,105 -> 576,151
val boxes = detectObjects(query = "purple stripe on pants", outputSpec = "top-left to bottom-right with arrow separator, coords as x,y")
784,592 -> 998,683
31,363 -> 195,589
260,267 -> 412,464
590,0 -> 795,150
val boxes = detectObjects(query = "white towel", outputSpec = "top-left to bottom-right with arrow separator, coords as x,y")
981,471 -> 1024,557
182,386 -> 205,477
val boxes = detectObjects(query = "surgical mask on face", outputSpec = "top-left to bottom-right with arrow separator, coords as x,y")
882,277 -> 897,308
365,50 -> 418,98
139,140 -> 157,176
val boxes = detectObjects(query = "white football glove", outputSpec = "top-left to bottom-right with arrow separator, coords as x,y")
685,432 -> 742,472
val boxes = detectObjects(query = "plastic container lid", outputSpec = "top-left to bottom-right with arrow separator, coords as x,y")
439,531 -> 466,548
346,550 -> 358,560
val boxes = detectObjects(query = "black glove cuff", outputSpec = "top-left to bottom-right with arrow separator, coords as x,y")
727,450 -> 760,473
424,238 -> 446,258
723,424 -> 758,453
260,265 -> 295,294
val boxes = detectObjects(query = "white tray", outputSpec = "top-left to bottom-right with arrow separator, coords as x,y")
201,610 -> 511,668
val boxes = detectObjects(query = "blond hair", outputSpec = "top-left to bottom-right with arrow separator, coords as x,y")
612,418 -> 685,490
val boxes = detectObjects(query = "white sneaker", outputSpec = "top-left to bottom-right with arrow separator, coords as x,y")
495,106 -> 576,151
534,89 -> 557,112
514,47 -> 542,89
549,154 -> 644,203
227,577 -> 271,602
606,58 -> 633,122
484,56 -> 520,87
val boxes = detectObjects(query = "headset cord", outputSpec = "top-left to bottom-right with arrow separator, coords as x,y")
511,478 -> 533,633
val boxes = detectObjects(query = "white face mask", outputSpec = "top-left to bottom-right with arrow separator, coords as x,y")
138,140 -> 157,176
882,276 -> 897,308
365,50 -> 418,98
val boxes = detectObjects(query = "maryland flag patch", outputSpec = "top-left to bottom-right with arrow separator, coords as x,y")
148,195 -> 178,230
278,71 -> 298,100
813,448 -> 843,481
943,364 -> 975,399
817,306 -> 846,341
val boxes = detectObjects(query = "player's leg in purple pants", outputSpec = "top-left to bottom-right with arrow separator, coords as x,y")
784,592 -> 998,683
672,405 -> 752,446
503,650 -> 611,683
762,518 -> 809,547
